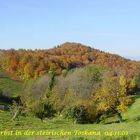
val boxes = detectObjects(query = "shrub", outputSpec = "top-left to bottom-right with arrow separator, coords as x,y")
35,99 -> 56,121
64,105 -> 90,124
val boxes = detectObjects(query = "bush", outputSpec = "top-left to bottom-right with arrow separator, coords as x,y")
35,100 -> 56,121
64,105 -> 90,124
99,113 -> 121,124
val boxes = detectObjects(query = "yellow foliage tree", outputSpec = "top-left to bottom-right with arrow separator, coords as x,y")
92,76 -> 132,122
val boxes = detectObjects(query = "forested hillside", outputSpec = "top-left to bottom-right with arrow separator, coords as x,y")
0,43 -> 140,140
0,42 -> 140,81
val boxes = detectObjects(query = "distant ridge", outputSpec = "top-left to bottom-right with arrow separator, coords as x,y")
0,42 -> 140,80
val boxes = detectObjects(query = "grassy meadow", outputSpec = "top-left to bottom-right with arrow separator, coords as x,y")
0,71 -> 23,97
0,97 -> 140,140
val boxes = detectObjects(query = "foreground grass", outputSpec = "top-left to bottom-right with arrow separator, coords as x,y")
0,110 -> 140,140
122,97 -> 140,122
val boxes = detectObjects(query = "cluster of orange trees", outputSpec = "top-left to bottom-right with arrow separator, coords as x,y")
0,42 -> 140,81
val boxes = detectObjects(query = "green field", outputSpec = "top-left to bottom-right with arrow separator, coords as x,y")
122,97 -> 140,122
0,108 -> 140,140
0,71 -> 23,97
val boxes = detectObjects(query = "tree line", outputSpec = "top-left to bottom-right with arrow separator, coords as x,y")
0,42 -> 140,81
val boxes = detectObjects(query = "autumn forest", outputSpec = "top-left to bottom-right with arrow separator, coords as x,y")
0,42 -> 140,139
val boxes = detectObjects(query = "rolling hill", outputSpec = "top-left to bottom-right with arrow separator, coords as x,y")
0,43 -> 140,140
0,42 -> 140,81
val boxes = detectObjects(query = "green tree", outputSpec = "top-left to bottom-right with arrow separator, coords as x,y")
136,73 -> 140,89
128,77 -> 136,94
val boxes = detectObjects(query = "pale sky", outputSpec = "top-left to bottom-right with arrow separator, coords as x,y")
0,0 -> 140,60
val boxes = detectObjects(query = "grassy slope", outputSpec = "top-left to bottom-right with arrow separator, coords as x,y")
122,96 -> 140,121
0,110 -> 140,140
0,71 -> 23,97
